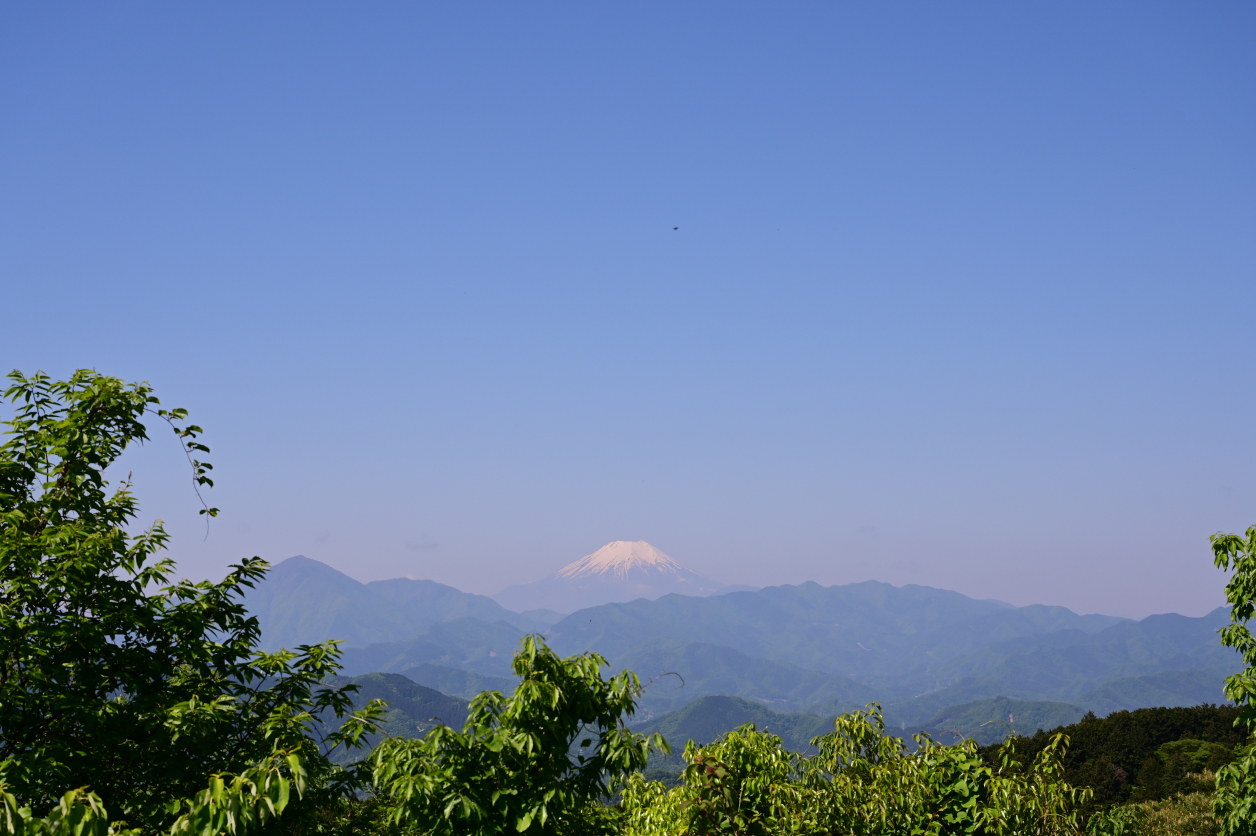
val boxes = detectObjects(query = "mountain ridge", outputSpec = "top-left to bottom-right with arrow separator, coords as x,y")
246,555 -> 1235,724
244,555 -> 551,651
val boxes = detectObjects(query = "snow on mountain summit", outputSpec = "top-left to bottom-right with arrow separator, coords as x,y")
556,541 -> 684,580
493,540 -> 749,614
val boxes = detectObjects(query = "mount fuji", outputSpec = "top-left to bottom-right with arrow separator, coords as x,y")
492,540 -> 751,614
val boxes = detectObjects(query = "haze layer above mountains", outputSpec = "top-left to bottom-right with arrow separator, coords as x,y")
244,543 -> 1238,727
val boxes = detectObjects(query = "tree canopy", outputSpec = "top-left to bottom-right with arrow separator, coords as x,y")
0,370 -> 381,835
1211,525 -> 1256,836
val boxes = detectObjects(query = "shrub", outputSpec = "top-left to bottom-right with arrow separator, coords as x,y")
371,635 -> 666,836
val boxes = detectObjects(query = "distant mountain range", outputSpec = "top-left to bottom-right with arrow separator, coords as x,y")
492,541 -> 753,613
243,555 -> 560,651
246,554 -> 1238,727
534,586 -> 1235,724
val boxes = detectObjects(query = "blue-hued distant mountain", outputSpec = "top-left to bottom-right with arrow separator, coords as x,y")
318,671 -> 470,764
382,664 -> 519,700
920,697 -> 1089,746
631,695 -> 836,782
610,637 -> 879,717
542,581 -> 1128,687
246,555 -> 1237,727
634,695 -> 834,755
243,555 -> 557,651
538,588 -> 1234,724
336,617 -> 523,678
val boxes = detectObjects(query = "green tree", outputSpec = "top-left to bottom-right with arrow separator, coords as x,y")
661,725 -> 797,836
621,705 -> 1090,836
0,370 -> 380,834
1211,525 -> 1256,836
371,634 -> 666,836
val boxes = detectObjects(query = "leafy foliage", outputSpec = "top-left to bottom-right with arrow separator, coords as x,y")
1129,742 -> 1232,803
0,751 -> 306,836
621,705 -> 1091,836
1086,790 -> 1222,836
371,635 -> 666,836
0,370 -> 382,834
982,705 -> 1245,812
1211,526 -> 1256,836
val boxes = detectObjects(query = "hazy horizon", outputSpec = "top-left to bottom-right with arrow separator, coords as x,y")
261,545 -> 1217,622
3,3 -> 1253,620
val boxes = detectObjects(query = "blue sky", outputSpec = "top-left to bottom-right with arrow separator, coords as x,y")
2,3 -> 1253,618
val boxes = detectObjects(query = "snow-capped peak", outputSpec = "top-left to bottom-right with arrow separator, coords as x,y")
555,541 -> 684,580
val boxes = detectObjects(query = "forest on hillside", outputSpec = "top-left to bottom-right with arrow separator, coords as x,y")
3,371 -> 1255,836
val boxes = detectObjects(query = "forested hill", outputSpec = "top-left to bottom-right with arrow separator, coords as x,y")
982,704 -> 1248,812
636,695 -> 835,756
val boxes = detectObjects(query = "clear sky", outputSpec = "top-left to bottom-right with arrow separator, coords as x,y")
3,3 -> 1253,619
